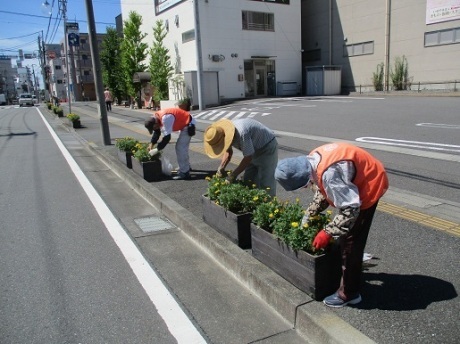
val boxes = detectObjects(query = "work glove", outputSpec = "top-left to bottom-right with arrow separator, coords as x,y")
225,174 -> 235,184
149,148 -> 160,157
312,230 -> 332,250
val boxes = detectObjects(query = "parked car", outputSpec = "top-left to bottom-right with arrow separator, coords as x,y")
19,94 -> 34,107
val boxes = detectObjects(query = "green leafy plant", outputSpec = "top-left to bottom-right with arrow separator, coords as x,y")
115,136 -> 139,152
66,113 -> 80,122
372,62 -> 384,91
253,198 -> 332,254
53,106 -> 63,117
390,55 -> 411,90
205,173 -> 271,214
132,142 -> 161,162
46,102 -> 52,110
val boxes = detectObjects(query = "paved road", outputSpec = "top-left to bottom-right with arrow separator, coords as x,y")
69,98 -> 459,344
3,98 -> 458,344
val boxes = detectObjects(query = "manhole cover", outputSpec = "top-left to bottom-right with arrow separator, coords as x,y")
134,216 -> 175,233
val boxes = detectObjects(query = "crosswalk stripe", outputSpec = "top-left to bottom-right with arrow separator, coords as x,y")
209,111 -> 227,120
193,110 -> 272,121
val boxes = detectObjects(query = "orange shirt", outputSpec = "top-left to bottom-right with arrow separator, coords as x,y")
312,143 -> 389,209
154,108 -> 191,131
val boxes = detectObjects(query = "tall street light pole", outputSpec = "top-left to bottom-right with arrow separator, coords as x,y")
60,0 -> 72,114
84,0 -> 111,145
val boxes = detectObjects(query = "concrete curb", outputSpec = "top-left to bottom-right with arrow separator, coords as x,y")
82,141 -> 375,344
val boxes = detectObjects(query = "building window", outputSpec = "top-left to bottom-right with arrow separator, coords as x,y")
425,27 -> 460,46
81,38 -> 86,44
182,29 -> 195,43
82,54 -> 88,60
84,70 -> 90,76
55,65 -> 62,70
242,11 -> 274,31
57,80 -> 63,84
344,41 -> 374,57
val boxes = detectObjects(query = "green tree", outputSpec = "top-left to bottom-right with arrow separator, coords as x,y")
149,20 -> 173,103
121,11 -> 148,106
100,27 -> 124,104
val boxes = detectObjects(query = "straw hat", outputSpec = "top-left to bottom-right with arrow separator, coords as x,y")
204,119 -> 235,158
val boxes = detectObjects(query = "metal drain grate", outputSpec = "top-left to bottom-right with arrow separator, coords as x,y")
134,216 -> 175,233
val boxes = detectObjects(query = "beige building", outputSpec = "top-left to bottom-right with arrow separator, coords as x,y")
301,0 -> 460,93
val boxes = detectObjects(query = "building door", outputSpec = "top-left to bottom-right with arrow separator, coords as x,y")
244,59 -> 275,98
255,65 -> 266,96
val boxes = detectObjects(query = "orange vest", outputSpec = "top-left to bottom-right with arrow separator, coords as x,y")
311,143 -> 389,209
154,108 -> 191,131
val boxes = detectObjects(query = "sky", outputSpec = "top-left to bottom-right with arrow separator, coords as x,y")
0,0 -> 121,87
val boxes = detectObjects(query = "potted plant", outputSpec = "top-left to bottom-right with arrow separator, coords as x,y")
115,136 -> 139,168
251,199 -> 342,301
66,113 -> 81,128
53,106 -> 64,117
177,97 -> 191,111
202,173 -> 270,249
131,142 -> 163,182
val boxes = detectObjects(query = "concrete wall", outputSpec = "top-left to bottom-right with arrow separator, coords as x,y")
302,0 -> 460,91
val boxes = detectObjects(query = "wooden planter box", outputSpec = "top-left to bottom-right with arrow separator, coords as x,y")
69,119 -> 81,128
131,158 -> 163,182
250,224 -> 342,301
117,149 -> 133,169
201,195 -> 252,249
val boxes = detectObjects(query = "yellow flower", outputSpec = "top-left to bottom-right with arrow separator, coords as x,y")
205,176 -> 211,181
327,210 -> 333,215
291,222 -> 299,228
303,223 -> 309,228
274,209 -> 279,214
269,213 -> 274,218
253,196 -> 259,201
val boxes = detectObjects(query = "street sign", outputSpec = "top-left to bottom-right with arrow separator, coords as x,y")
68,33 -> 80,47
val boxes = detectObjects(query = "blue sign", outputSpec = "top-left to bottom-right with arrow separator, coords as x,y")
68,33 -> 80,47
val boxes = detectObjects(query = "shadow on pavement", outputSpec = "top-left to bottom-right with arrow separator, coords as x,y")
359,272 -> 457,311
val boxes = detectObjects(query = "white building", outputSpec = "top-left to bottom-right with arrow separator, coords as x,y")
121,0 -> 302,108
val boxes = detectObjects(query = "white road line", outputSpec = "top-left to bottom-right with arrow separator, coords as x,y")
201,110 -> 218,119
37,108 -> 206,344
356,137 -> 460,153
223,111 -> 236,118
234,111 -> 246,119
416,123 -> 460,129
209,110 -> 226,120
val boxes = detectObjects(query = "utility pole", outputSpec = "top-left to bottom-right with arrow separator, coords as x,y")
193,0 -> 205,110
84,0 -> 111,145
59,0 -> 72,113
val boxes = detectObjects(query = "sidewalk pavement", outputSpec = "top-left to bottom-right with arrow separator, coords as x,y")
46,102 -> 460,344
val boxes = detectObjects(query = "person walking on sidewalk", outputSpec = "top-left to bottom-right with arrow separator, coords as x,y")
104,87 -> 113,111
203,118 -> 278,196
274,142 -> 389,308
144,108 -> 196,180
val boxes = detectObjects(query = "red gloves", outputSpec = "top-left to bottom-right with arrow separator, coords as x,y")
312,230 -> 332,250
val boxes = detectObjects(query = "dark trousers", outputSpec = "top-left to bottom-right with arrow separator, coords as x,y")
337,201 -> 378,300
106,101 -> 112,111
